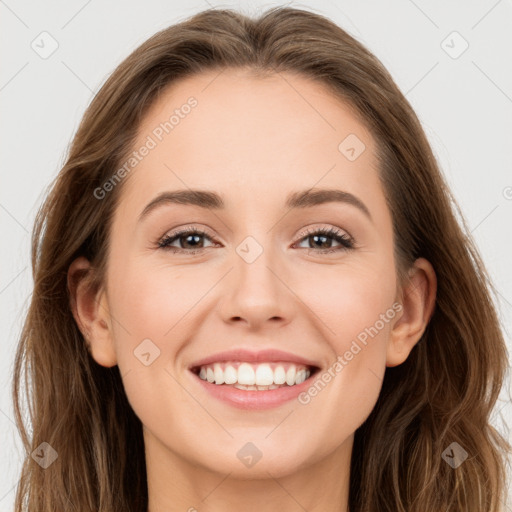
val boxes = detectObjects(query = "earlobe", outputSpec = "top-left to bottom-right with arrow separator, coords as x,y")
386,257 -> 437,367
67,256 -> 117,368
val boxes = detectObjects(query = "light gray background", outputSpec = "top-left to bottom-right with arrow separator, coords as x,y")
1,0 -> 511,510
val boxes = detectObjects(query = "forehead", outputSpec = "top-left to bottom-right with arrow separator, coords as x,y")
115,67 -> 381,216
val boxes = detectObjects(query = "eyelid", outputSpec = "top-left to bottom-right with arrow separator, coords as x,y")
159,223 -> 353,241
162,223 -> 216,237
294,224 -> 354,243
157,224 -> 217,247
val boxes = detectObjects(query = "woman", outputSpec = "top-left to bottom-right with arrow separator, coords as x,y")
12,6 -> 510,511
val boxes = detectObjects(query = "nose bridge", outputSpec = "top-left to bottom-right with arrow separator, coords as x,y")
235,233 -> 281,300
219,232 -> 290,326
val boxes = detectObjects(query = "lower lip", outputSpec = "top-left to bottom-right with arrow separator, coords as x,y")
189,370 -> 317,410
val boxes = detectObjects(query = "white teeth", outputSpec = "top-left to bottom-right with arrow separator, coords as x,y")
213,363 -> 224,385
237,363 -> 255,385
295,369 -> 306,385
234,383 -> 281,391
274,365 -> 286,384
224,365 -> 237,385
286,366 -> 296,386
255,363 -> 274,385
234,383 -> 257,390
195,361 -> 313,388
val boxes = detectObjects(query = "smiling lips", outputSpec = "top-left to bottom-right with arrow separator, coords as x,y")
188,348 -> 320,407
194,361 -> 313,390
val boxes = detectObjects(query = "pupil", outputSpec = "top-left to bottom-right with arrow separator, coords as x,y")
312,234 -> 330,248
184,234 -> 202,248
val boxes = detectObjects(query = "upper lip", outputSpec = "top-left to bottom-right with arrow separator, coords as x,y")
189,348 -> 321,370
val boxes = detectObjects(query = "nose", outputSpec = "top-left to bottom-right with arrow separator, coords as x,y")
218,243 -> 294,331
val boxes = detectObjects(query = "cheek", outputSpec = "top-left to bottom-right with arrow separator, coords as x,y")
332,273 -> 395,349
298,253 -> 397,344
292,297 -> 394,455
108,257 -> 208,341
103,256 -> 201,399
295,257 -> 396,416
105,258 -> 206,431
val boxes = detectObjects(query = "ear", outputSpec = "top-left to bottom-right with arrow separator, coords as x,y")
386,257 -> 437,367
67,256 -> 117,368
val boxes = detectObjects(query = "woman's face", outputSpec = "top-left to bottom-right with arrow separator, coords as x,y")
94,68 -> 408,478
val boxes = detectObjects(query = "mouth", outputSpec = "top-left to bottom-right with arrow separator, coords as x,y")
189,361 -> 321,391
187,348 -> 322,409
188,359 -> 321,410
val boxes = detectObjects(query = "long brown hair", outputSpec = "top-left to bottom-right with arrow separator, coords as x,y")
12,6 -> 510,511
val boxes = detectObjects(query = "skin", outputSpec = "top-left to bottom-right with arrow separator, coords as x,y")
69,68 -> 437,512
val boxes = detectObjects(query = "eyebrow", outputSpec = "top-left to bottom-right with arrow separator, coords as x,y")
138,188 -> 372,222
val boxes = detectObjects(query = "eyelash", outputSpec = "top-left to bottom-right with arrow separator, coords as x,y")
157,225 -> 355,255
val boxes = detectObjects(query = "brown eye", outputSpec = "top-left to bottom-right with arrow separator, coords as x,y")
158,227 -> 217,253
294,227 -> 354,253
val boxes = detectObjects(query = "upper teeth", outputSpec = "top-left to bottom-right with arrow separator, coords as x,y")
196,362 -> 311,387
